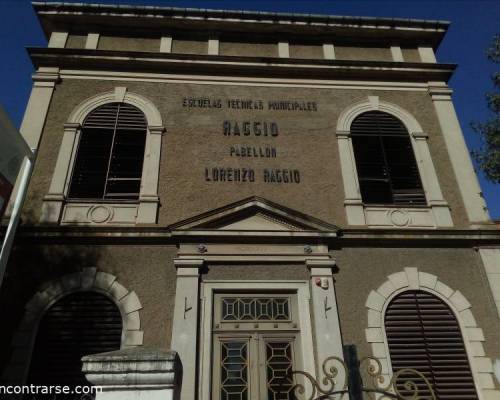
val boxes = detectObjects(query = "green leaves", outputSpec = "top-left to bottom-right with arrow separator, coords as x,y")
472,35 -> 500,183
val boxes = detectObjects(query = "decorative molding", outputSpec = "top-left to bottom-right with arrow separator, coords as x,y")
67,88 -> 163,126
41,88 -> 164,225
59,69 -> 435,91
336,96 -> 453,228
198,281 -> 315,400
337,96 -> 423,133
365,267 -> 498,400
1,268 -> 144,385
60,202 -> 139,225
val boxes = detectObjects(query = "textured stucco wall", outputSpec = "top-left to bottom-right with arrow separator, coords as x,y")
24,78 -> 469,227
171,39 -> 207,55
98,36 -> 159,52
402,48 -> 422,63
3,243 -> 498,390
335,46 -> 392,61
289,44 -> 323,59
334,247 -> 500,367
219,41 -> 277,57
65,35 -> 86,49
0,243 -> 177,370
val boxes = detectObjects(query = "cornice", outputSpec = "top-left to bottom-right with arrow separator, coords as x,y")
27,48 -> 456,83
32,2 -> 449,49
4,225 -> 500,247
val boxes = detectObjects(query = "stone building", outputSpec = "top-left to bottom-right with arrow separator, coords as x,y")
1,2 -> 500,399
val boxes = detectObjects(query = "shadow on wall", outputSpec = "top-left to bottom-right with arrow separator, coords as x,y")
0,210 -> 102,380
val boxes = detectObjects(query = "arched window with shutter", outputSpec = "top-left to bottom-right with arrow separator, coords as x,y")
27,291 -> 122,388
351,111 -> 426,206
385,290 -> 479,400
68,102 -> 147,200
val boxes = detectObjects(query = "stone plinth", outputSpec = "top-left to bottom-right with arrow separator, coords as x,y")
82,347 -> 180,400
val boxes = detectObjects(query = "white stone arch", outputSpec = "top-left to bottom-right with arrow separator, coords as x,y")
1,268 -> 144,385
365,267 -> 498,400
67,88 -> 163,127
41,87 -> 165,225
337,96 -> 423,134
335,96 -> 452,228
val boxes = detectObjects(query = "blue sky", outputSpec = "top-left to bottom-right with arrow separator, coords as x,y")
1,0 -> 499,218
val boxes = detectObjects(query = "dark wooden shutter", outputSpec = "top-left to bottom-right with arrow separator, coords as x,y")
28,291 -> 122,388
351,111 -> 426,206
385,290 -> 478,400
68,102 -> 147,200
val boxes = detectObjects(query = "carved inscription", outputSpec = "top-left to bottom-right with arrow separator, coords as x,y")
182,97 -> 317,112
223,121 -> 279,137
230,146 -> 277,158
182,97 -> 315,184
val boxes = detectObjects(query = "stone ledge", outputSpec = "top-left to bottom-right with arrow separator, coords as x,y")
83,348 -> 180,388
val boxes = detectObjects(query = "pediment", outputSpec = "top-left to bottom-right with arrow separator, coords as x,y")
169,196 -> 338,233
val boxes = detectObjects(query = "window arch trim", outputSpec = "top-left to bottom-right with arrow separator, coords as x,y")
1,268 -> 144,385
67,88 -> 163,127
336,96 -> 452,228
365,267 -> 498,400
41,87 -> 164,225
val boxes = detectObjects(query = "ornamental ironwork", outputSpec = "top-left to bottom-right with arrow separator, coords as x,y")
279,345 -> 436,400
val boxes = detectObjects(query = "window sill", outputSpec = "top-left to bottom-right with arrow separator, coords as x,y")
61,201 -> 139,225
344,200 -> 453,228
41,196 -> 159,225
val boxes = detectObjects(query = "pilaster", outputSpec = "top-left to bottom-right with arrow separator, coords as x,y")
410,131 -> 453,227
336,130 -> 365,225
478,248 -> 500,318
160,36 -> 173,53
5,68 -> 59,218
278,41 -> 290,58
428,82 -> 490,224
40,123 -> 80,223
323,43 -> 336,60
208,38 -> 219,55
307,259 -> 345,385
137,125 -> 164,224
85,33 -> 100,49
419,47 -> 437,63
171,259 -> 204,400
48,31 -> 68,48
390,46 -> 404,62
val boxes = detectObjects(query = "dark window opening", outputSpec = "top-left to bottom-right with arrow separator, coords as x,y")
351,111 -> 426,206
68,102 -> 147,200
385,290 -> 478,400
27,291 -> 122,398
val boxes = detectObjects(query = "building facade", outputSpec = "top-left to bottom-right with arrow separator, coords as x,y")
1,2 -> 500,399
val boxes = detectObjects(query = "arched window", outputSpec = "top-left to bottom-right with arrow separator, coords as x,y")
27,291 -> 122,388
385,290 -> 478,399
351,111 -> 426,206
68,102 -> 147,200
